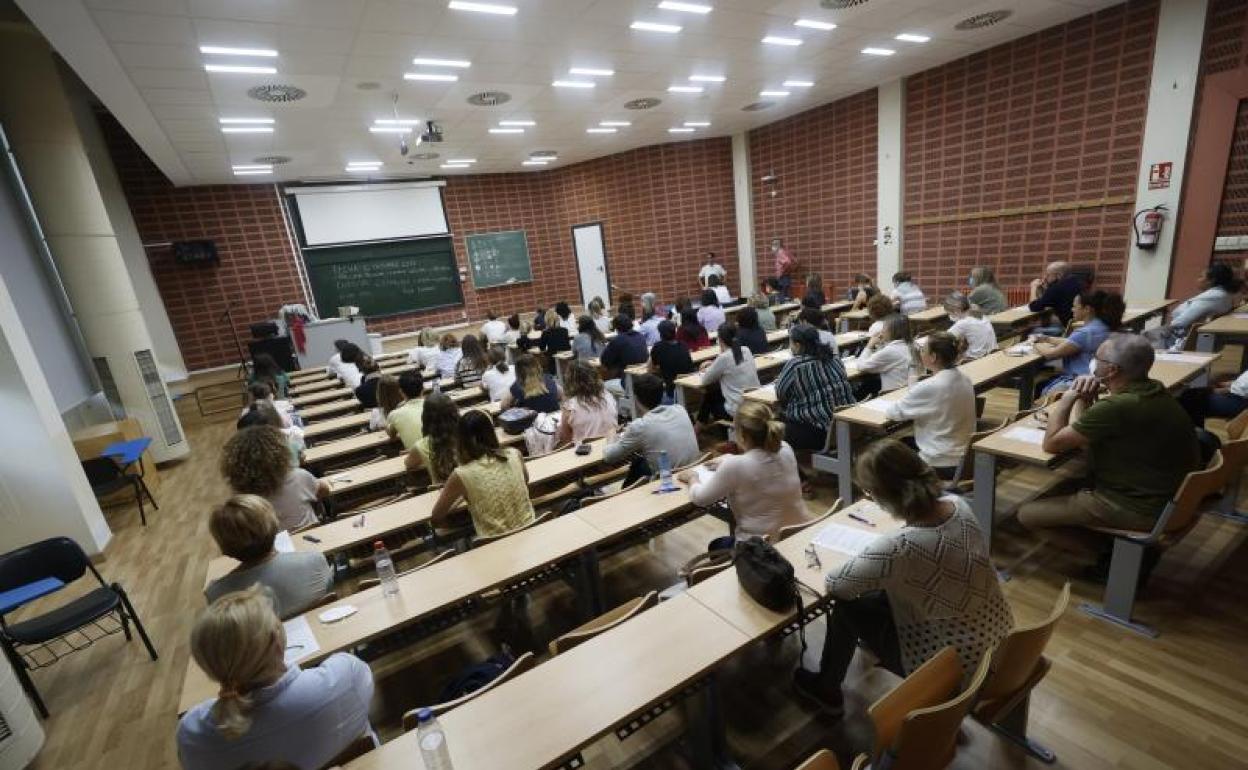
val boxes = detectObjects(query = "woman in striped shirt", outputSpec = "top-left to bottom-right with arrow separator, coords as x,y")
775,323 -> 856,457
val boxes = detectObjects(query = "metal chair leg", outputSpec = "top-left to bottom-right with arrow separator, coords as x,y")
1079,537 -> 1157,637
989,694 -> 1057,764
117,586 -> 159,660
139,477 -> 158,511
2,638 -> 47,718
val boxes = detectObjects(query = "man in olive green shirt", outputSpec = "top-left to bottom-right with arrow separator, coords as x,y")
1018,333 -> 1199,559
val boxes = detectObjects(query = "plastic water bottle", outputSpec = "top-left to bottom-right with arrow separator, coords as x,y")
373,541 -> 399,597
432,376 -> 442,394
657,450 -> 674,490
416,708 -> 453,769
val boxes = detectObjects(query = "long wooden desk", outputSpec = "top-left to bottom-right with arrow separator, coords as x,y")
303,412 -> 373,442
908,306 -> 948,329
298,385 -> 486,426
292,376 -> 456,409
303,430 -> 395,466
288,377 -> 343,397
988,305 -> 1040,338
1121,299 -> 1176,330
1195,311 -> 1248,370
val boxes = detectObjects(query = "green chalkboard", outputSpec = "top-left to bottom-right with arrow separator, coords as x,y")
304,237 -> 463,317
466,230 -> 532,289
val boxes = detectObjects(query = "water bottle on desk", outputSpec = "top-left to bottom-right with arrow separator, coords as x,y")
373,541 -> 399,597
657,450 -> 675,491
416,708 -> 453,769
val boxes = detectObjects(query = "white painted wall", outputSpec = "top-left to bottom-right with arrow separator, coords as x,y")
877,79 -> 905,287
1123,0 -> 1208,301
732,132 -> 756,295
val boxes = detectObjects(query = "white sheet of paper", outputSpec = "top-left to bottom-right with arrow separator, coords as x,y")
282,616 -> 320,665
812,522 -> 879,557
856,399 -> 892,414
1154,353 -> 1208,364
1003,426 -> 1047,445
1007,343 -> 1033,355
274,530 -> 295,553
769,349 -> 793,362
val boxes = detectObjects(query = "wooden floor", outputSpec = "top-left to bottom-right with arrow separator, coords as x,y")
21,374 -> 1248,770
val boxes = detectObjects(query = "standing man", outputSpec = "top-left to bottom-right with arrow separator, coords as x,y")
698,252 -> 727,289
771,237 -> 797,300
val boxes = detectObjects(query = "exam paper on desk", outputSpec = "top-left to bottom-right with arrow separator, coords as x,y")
282,616 -> 320,665
812,522 -> 880,557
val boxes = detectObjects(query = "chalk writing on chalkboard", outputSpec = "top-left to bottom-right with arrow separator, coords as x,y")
466,230 -> 532,289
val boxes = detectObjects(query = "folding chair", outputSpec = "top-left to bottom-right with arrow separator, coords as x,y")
401,652 -> 537,727
548,592 -> 658,655
81,456 -> 158,526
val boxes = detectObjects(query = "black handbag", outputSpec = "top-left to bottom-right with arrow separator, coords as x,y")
734,537 -> 814,650
498,407 -> 537,435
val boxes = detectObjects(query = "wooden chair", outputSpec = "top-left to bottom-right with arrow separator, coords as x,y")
944,426 -> 1010,497
851,646 -> 992,770
675,451 -> 713,473
1225,409 -> 1248,441
773,499 -> 842,542
355,549 -> 456,591
473,510 -> 552,547
973,582 -> 1071,763
548,591 -> 658,655
578,477 -> 647,508
1079,451 -> 1229,636
400,651 -> 537,728
1214,434 -> 1248,523
796,748 -> 841,770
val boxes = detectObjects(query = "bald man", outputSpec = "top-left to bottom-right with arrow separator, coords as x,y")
1028,261 -> 1084,328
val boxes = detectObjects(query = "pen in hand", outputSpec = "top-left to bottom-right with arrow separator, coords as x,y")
847,512 -> 875,527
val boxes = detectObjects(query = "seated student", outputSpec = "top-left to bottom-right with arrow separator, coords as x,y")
698,251 -> 727,289
1033,290 -> 1123,395
864,292 -> 895,338
697,289 -> 727,336
454,334 -> 489,390
617,293 -> 638,321
600,314 -> 649,397
696,324 -> 760,424
1028,261 -> 1084,331
435,333 -> 462,381
668,296 -> 691,323
944,292 -> 998,360
889,272 -> 927,315
588,296 -> 612,334
572,315 -> 608,361
798,305 -> 839,354
750,292 -> 778,331
1148,262 -> 1239,350
649,319 -> 697,400
353,355 -> 383,408
501,354 -> 562,413
676,307 -> 712,351
431,409 -> 536,537
481,348 -> 517,403
240,382 -> 293,428
383,371 -> 425,451
707,274 -> 734,307
1179,368 -> 1248,426
847,273 -> 877,310
330,342 -> 364,390
249,353 -> 290,400
237,401 -> 304,465
531,306 -> 548,332
638,293 -> 664,345
221,426 -> 330,532
853,314 -> 919,395
204,495 -> 333,619
802,274 -> 827,309
557,360 -> 619,445
735,306 -> 770,354
1018,335 -> 1199,579
480,310 -> 508,345
775,324 -> 856,454
604,373 -> 699,485
885,333 -> 976,479
793,439 -> 1014,714
326,339 -> 356,384
404,328 -> 442,372
177,587 -> 375,770
503,313 -> 524,346
536,308 -> 572,369
760,277 -> 783,306
405,392 -> 459,480
678,401 -> 807,540
554,301 -> 574,331
967,266 -> 1008,315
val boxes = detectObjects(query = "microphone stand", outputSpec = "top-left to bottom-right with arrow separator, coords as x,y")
220,302 -> 249,381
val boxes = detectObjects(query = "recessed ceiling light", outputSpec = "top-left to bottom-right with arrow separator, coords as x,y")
489,128 -> 525,134
205,64 -> 277,74
631,21 -> 682,33
599,120 -> 631,127
346,165 -> 382,172
552,80 -> 595,88
862,47 -> 896,56
232,164 -> 271,171
657,1 -> 712,13
347,160 -> 382,166
762,36 -> 802,46
373,119 -> 423,125
586,127 -> 617,134
783,80 -> 814,88
219,117 -> 274,124
668,85 -> 703,93
370,126 -> 413,134
794,20 -> 836,31
498,120 -> 536,126
683,121 -> 710,127
895,33 -> 930,43
668,127 -> 695,133
446,158 -> 477,164
412,57 -> 472,68
570,67 -> 614,77
689,75 -> 726,83
221,126 -> 274,134
448,1 -> 517,15
759,90 -> 790,97
441,163 -> 471,169
404,72 -> 458,82
522,160 -> 549,166
200,45 -> 278,57
233,169 -> 272,175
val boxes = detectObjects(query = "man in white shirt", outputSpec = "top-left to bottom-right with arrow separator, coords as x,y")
883,333 -> 975,477
699,252 -> 727,289
604,374 -> 700,485
480,311 -> 508,345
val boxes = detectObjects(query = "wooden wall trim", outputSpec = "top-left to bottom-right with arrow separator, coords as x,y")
905,195 -> 1136,228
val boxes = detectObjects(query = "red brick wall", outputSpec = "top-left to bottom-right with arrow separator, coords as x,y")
903,1 -> 1158,301
748,89 -> 878,297
1197,0 -> 1248,269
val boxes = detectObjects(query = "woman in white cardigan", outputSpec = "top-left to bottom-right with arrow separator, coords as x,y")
884,332 -> 976,479
853,313 -> 919,396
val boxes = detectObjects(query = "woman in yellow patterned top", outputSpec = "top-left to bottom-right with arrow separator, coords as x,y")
430,408 -> 535,538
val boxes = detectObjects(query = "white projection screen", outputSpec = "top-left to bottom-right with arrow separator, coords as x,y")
291,182 -> 449,246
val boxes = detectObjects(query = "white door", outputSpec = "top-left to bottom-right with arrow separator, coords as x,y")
572,222 -> 611,309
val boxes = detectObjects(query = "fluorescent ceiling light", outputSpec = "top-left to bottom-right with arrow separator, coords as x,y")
346,161 -> 383,167
404,72 -> 458,82
689,75 -> 725,83
489,128 -> 525,134
762,36 -> 802,46
373,119 -> 423,125
233,169 -> 272,175
599,121 -> 631,127
783,80 -> 814,88
498,120 -> 536,126
668,127 -> 695,133
631,21 -> 682,33
346,166 -> 381,172
586,127 -> 617,134
412,57 -> 471,67
370,126 -> 413,133
441,163 -> 471,169
522,160 -> 549,166
221,126 -> 273,133
657,1 -> 712,13
200,45 -> 278,57
448,1 -> 517,15
794,19 -> 836,31
759,90 -> 790,97
219,117 -> 274,124
205,64 -> 277,74
683,121 -> 710,127
570,67 -> 614,76
232,165 -> 271,171
552,80 -> 595,88
862,47 -> 895,56
895,33 -> 930,43
667,85 -> 703,93
446,158 -> 477,163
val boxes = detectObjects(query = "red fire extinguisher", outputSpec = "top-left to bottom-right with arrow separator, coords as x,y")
1133,204 -> 1167,250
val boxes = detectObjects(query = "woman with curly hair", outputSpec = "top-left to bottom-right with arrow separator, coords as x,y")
556,360 -> 617,445
220,426 -> 329,531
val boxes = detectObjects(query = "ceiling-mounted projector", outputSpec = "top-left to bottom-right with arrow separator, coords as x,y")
418,121 -> 444,144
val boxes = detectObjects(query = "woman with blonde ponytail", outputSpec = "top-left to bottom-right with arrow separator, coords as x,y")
677,400 -> 807,540
177,587 -> 375,770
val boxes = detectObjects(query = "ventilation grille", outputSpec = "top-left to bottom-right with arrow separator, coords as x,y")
530,150 -> 559,159
742,101 -> 776,112
135,350 -> 183,446
356,81 -> 382,91
624,98 -> 661,110
410,152 -> 440,160
254,155 -> 291,165
955,10 -> 1012,30
467,91 -> 511,106
821,0 -> 869,7
92,357 -> 125,420
247,84 -> 307,103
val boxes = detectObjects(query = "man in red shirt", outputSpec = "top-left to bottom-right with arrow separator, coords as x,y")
771,237 -> 796,299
